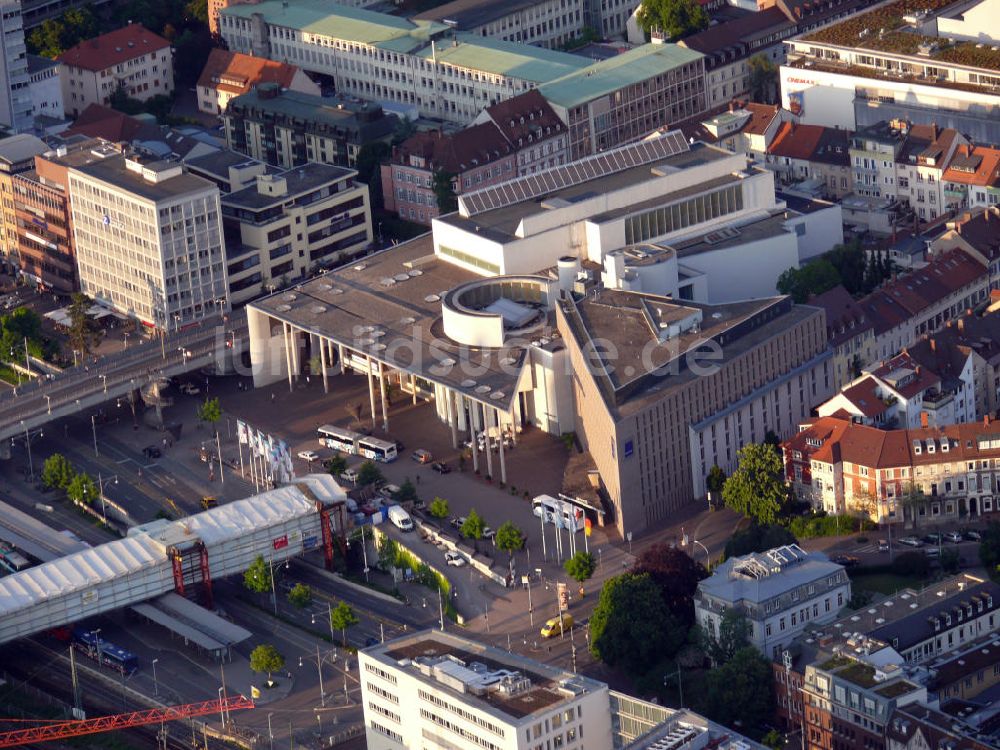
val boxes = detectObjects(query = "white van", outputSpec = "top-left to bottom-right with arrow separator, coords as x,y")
387,505 -> 414,532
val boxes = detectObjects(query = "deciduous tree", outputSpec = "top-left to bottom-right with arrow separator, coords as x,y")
564,551 -> 596,592
42,453 -> 75,491
67,293 -> 99,357
722,443 -> 787,524
703,608 -> 752,665
287,583 -> 312,609
325,454 -> 347,477
632,543 -> 706,623
197,397 -> 222,430
329,601 -> 360,647
636,0 -> 709,40
428,497 -> 450,519
66,472 -> 97,505
356,460 -> 384,487
980,522 -> 1000,580
460,509 -> 485,550
432,170 -> 458,214
249,644 -> 285,683
699,647 -> 774,729
243,555 -> 272,594
494,521 -> 525,559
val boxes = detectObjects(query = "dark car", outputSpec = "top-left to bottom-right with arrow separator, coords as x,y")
364,636 -> 380,648
143,445 -> 162,459
830,554 -> 860,567
924,533 -> 943,545
431,461 -> 451,474
393,439 -> 405,452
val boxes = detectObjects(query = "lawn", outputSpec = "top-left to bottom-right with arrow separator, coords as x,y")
848,571 -> 926,595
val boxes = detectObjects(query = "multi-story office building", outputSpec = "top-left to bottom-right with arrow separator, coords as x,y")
0,0 -> 32,133
218,0 -> 590,125
0,133 -> 49,265
780,0 -> 1000,143
26,54 -> 63,124
197,48 -> 320,117
223,84 -> 397,169
538,43 -> 706,160
695,545 -> 851,660
220,161 -> 371,304
414,0 -> 586,50
57,24 -> 173,119
207,0 -> 383,35
68,153 -> 228,330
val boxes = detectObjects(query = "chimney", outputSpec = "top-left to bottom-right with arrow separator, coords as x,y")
930,338 -> 936,352
965,143 -> 973,158
985,415 -> 991,427
921,412 -> 929,428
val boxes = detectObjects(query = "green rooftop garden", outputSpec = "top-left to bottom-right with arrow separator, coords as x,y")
838,661 -> 878,688
875,680 -> 917,699
936,42 -> 1000,72
819,655 -> 851,671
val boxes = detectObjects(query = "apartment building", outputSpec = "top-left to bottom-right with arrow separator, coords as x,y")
197,48 -> 320,116
537,43 -> 706,160
931,207 -> 1000,291
360,630 -> 613,750
381,124 -> 515,226
58,24 -> 173,118
0,0 -> 32,133
0,134 -> 49,266
26,54 -> 63,124
808,286 -> 876,391
894,124 -> 966,223
224,84 -> 397,169
414,0 -> 586,50
848,121 -> 905,202
941,145 -> 1000,213
765,122 -> 851,199
220,162 -> 371,304
68,153 -> 228,330
695,545 -> 851,660
927,636 -> 1000,702
218,0 -> 590,125
886,706 -> 996,750
473,90 -> 570,176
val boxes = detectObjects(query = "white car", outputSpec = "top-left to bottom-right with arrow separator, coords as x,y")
179,383 -> 200,395
297,450 -> 319,462
445,551 -> 466,567
944,531 -> 963,543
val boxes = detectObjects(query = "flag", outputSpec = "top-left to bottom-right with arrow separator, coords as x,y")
250,685 -> 261,699
585,518 -> 592,537
236,420 -> 248,445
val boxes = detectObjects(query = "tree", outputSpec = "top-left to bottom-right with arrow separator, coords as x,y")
243,554 -> 272,594
249,644 -> 285,684
703,608 -> 752,665
26,6 -> 100,58
776,259 -> 841,303
325,454 -> 347,477
428,497 -> 450,520
460,509 -> 485,550
699,647 -> 774,729
748,54 -> 778,103
432,170 -> 458,214
564,551 -> 596,593
66,472 -> 97,505
632,543 -> 706,624
196,396 -> 222,431
329,600 -> 360,647
173,27 -> 213,87
762,729 -> 786,750
41,453 -> 75,491
706,464 -> 726,494
392,479 -> 418,504
287,583 -> 312,609
67,293 -> 98,356
589,573 -> 685,672
722,443 -> 787,524
378,537 -> 399,570
636,0 -> 709,39
356,460 -> 384,487
391,116 -> 417,146
724,523 -> 797,559
185,0 -> 208,24
494,521 -> 525,559
355,142 -> 391,212
980,522 -> 1000,580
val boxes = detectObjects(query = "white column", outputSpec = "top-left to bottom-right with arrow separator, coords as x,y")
320,337 -> 329,394
288,326 -> 299,380
496,406 -> 506,484
482,402 -> 493,479
282,323 -> 294,392
337,343 -> 345,375
411,373 -> 418,405
366,355 -> 377,430
470,396 -> 479,473
447,390 -> 458,449
379,361 -> 389,432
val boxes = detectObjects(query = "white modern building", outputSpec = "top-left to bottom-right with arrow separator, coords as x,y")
0,0 -> 32,132
68,151 -> 228,331
695,545 -> 852,661
26,54 -> 63,125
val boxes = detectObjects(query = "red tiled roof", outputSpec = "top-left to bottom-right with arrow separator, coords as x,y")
679,7 -> 792,55
742,102 -> 781,136
482,90 -> 564,148
58,24 -> 170,72
392,123 -> 512,175
809,285 -> 873,346
197,49 -> 301,96
840,377 -> 890,418
62,104 -> 157,143
870,352 -> 941,399
769,122 -> 829,161
943,144 -> 1000,187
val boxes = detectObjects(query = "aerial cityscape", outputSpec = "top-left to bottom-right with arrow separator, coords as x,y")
0,0 -> 999,749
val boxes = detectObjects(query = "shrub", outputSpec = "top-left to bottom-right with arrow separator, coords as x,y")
892,551 -> 930,577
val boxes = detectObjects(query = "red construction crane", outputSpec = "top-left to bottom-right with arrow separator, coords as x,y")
0,695 -> 254,748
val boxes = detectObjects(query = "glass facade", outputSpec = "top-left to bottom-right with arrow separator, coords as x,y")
623,184 -> 743,245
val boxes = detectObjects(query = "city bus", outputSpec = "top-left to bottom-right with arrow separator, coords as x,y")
0,541 -> 30,574
317,424 -> 361,455
358,436 -> 398,463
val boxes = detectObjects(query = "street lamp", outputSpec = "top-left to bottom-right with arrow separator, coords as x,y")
99,373 -> 107,393
91,414 -> 99,457
267,713 -> 274,750
311,602 -> 336,643
92,629 -> 102,667
123,332 -> 129,350
152,658 -> 159,697
20,420 -> 34,482
44,394 -> 51,414
217,687 -> 225,728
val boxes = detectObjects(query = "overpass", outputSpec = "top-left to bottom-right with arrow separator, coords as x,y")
0,474 -> 349,645
0,314 -> 247,445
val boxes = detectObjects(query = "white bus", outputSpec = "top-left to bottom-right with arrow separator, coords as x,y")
317,424 -> 361,455
358,436 -> 398,463
531,494 -> 585,532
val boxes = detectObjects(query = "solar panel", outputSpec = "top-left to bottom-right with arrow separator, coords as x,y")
460,131 -> 690,216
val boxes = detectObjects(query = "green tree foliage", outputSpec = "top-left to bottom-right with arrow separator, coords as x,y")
325,454 -> 347,477
108,87 -> 176,124
392,478 -> 418,504
561,25 -> 599,51
748,54 -> 778,103
636,0 -> 709,39
329,600 -> 360,647
703,608 -> 752,665
378,537 -> 399,570
564,551 -> 597,586
197,397 -> 222,428
249,644 -> 285,681
172,27 -> 213,87
391,116 -> 417,146
980,522 -> 1000,580
724,523 -> 798,559
243,554 -> 272,594
789,512 -> 875,538
42,453 -> 76,491
777,241 -> 891,303
460,509 -> 485,548
706,464 -> 726,493
699,647 -> 774,729
762,729 -> 786,750
355,142 -> 391,212
722,443 -> 787,524
185,0 -> 208,24
589,573 -> 685,672
428,497 -> 450,519
432,170 -> 458,214
67,293 -> 99,356
632,542 -> 707,624
27,6 -> 100,57
287,583 -> 312,609
494,521 -> 525,558
776,258 -> 841,303
66,472 -> 97,505
356,460 -> 384,487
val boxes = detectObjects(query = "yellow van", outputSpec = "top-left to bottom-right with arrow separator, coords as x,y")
540,614 -> 573,638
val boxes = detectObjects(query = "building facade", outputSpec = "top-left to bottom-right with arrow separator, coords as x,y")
473,90 -> 570,176
0,134 -> 49,267
197,48 -> 321,116
58,24 -> 173,118
26,54 -> 63,124
0,0 -> 32,133
68,153 -> 228,330
221,162 -> 372,304
414,0 -> 587,50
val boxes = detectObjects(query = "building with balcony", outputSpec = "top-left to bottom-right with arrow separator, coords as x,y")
223,84 -> 397,169
941,144 -> 1000,213
765,121 -> 852,199
695,544 -> 851,660
197,48 -> 320,117
220,161 -> 371,304
0,133 -> 49,266
0,0 -> 33,133
57,24 -> 173,118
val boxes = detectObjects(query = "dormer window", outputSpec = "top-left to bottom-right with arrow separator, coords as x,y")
941,441 -> 949,453
914,441 -> 922,455
927,441 -> 936,454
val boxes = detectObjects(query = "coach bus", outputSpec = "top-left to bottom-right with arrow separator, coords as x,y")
358,436 -> 398,463
317,424 -> 361,455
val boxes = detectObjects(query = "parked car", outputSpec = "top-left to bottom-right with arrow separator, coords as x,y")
925,547 -> 940,558
878,539 -> 890,552
923,533 -> 942,545
898,536 -> 923,547
341,468 -> 359,484
450,516 -> 467,530
944,531 -> 963,543
445,551 -> 466,567
297,450 -> 319,463
178,382 -> 200,395
411,449 -> 432,464
431,461 -> 451,474
965,530 -> 983,542
482,527 -> 496,542
142,445 -> 161,459
830,554 -> 859,567
387,506 -> 414,532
